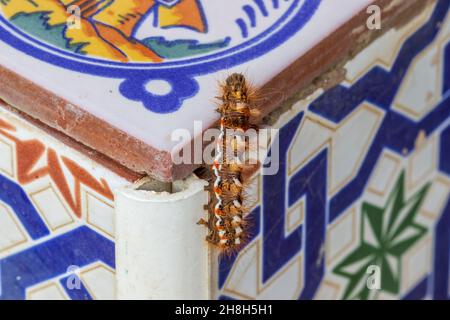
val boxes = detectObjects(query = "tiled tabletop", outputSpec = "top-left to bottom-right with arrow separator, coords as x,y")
0,0 -> 373,179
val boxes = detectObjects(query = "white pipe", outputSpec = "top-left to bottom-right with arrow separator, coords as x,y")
115,175 -> 210,300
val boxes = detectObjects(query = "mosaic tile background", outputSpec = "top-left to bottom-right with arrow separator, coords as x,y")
214,0 -> 450,300
0,107 -> 128,300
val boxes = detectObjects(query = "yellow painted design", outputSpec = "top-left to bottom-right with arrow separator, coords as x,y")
0,0 -> 207,62
94,0 -> 157,38
159,0 -> 206,33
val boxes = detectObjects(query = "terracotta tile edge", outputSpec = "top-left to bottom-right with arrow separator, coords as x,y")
0,100 -> 144,183
0,67 -> 174,182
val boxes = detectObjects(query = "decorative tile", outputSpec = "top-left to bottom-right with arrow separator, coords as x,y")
0,0 -> 376,180
27,282 -> 67,300
344,2 -> 436,85
368,152 -> 401,197
401,236 -> 432,294
80,263 -> 115,300
256,255 -> 303,300
0,106 -> 128,300
86,192 -> 115,238
0,0 -> 369,124
285,198 -> 305,236
288,103 -> 384,196
288,116 -> 333,175
407,136 -> 437,191
0,202 -> 27,254
222,242 -> 259,300
329,103 -> 383,195
223,240 -> 303,300
326,206 -> 358,266
420,176 -> 450,219
216,0 -> 450,300
393,44 -> 442,120
29,186 -> 74,231
315,280 -> 341,300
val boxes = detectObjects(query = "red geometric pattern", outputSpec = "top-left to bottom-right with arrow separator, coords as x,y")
0,118 -> 113,218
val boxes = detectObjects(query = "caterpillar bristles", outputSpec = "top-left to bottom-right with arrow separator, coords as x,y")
199,73 -> 260,255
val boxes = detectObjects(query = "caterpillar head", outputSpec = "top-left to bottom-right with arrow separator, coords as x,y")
224,73 -> 248,102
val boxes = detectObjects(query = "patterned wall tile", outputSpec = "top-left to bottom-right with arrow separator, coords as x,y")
0,107 -> 128,300
215,0 -> 450,300
29,186 -> 74,231
0,203 -> 27,255
79,263 -> 116,300
27,282 -> 68,300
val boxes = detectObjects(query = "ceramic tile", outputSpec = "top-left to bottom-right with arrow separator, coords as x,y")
0,105 -> 128,300
0,0 -> 372,146
214,0 -> 450,300
0,0 -> 375,180
27,282 -> 68,300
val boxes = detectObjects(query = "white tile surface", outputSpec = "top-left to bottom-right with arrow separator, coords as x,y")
0,0 -> 373,153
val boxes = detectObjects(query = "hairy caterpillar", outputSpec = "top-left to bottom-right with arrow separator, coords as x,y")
199,73 -> 259,254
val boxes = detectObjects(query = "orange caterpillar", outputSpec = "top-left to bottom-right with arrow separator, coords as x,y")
199,73 -> 259,254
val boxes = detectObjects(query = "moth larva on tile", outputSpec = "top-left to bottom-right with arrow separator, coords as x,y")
199,73 -> 260,254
